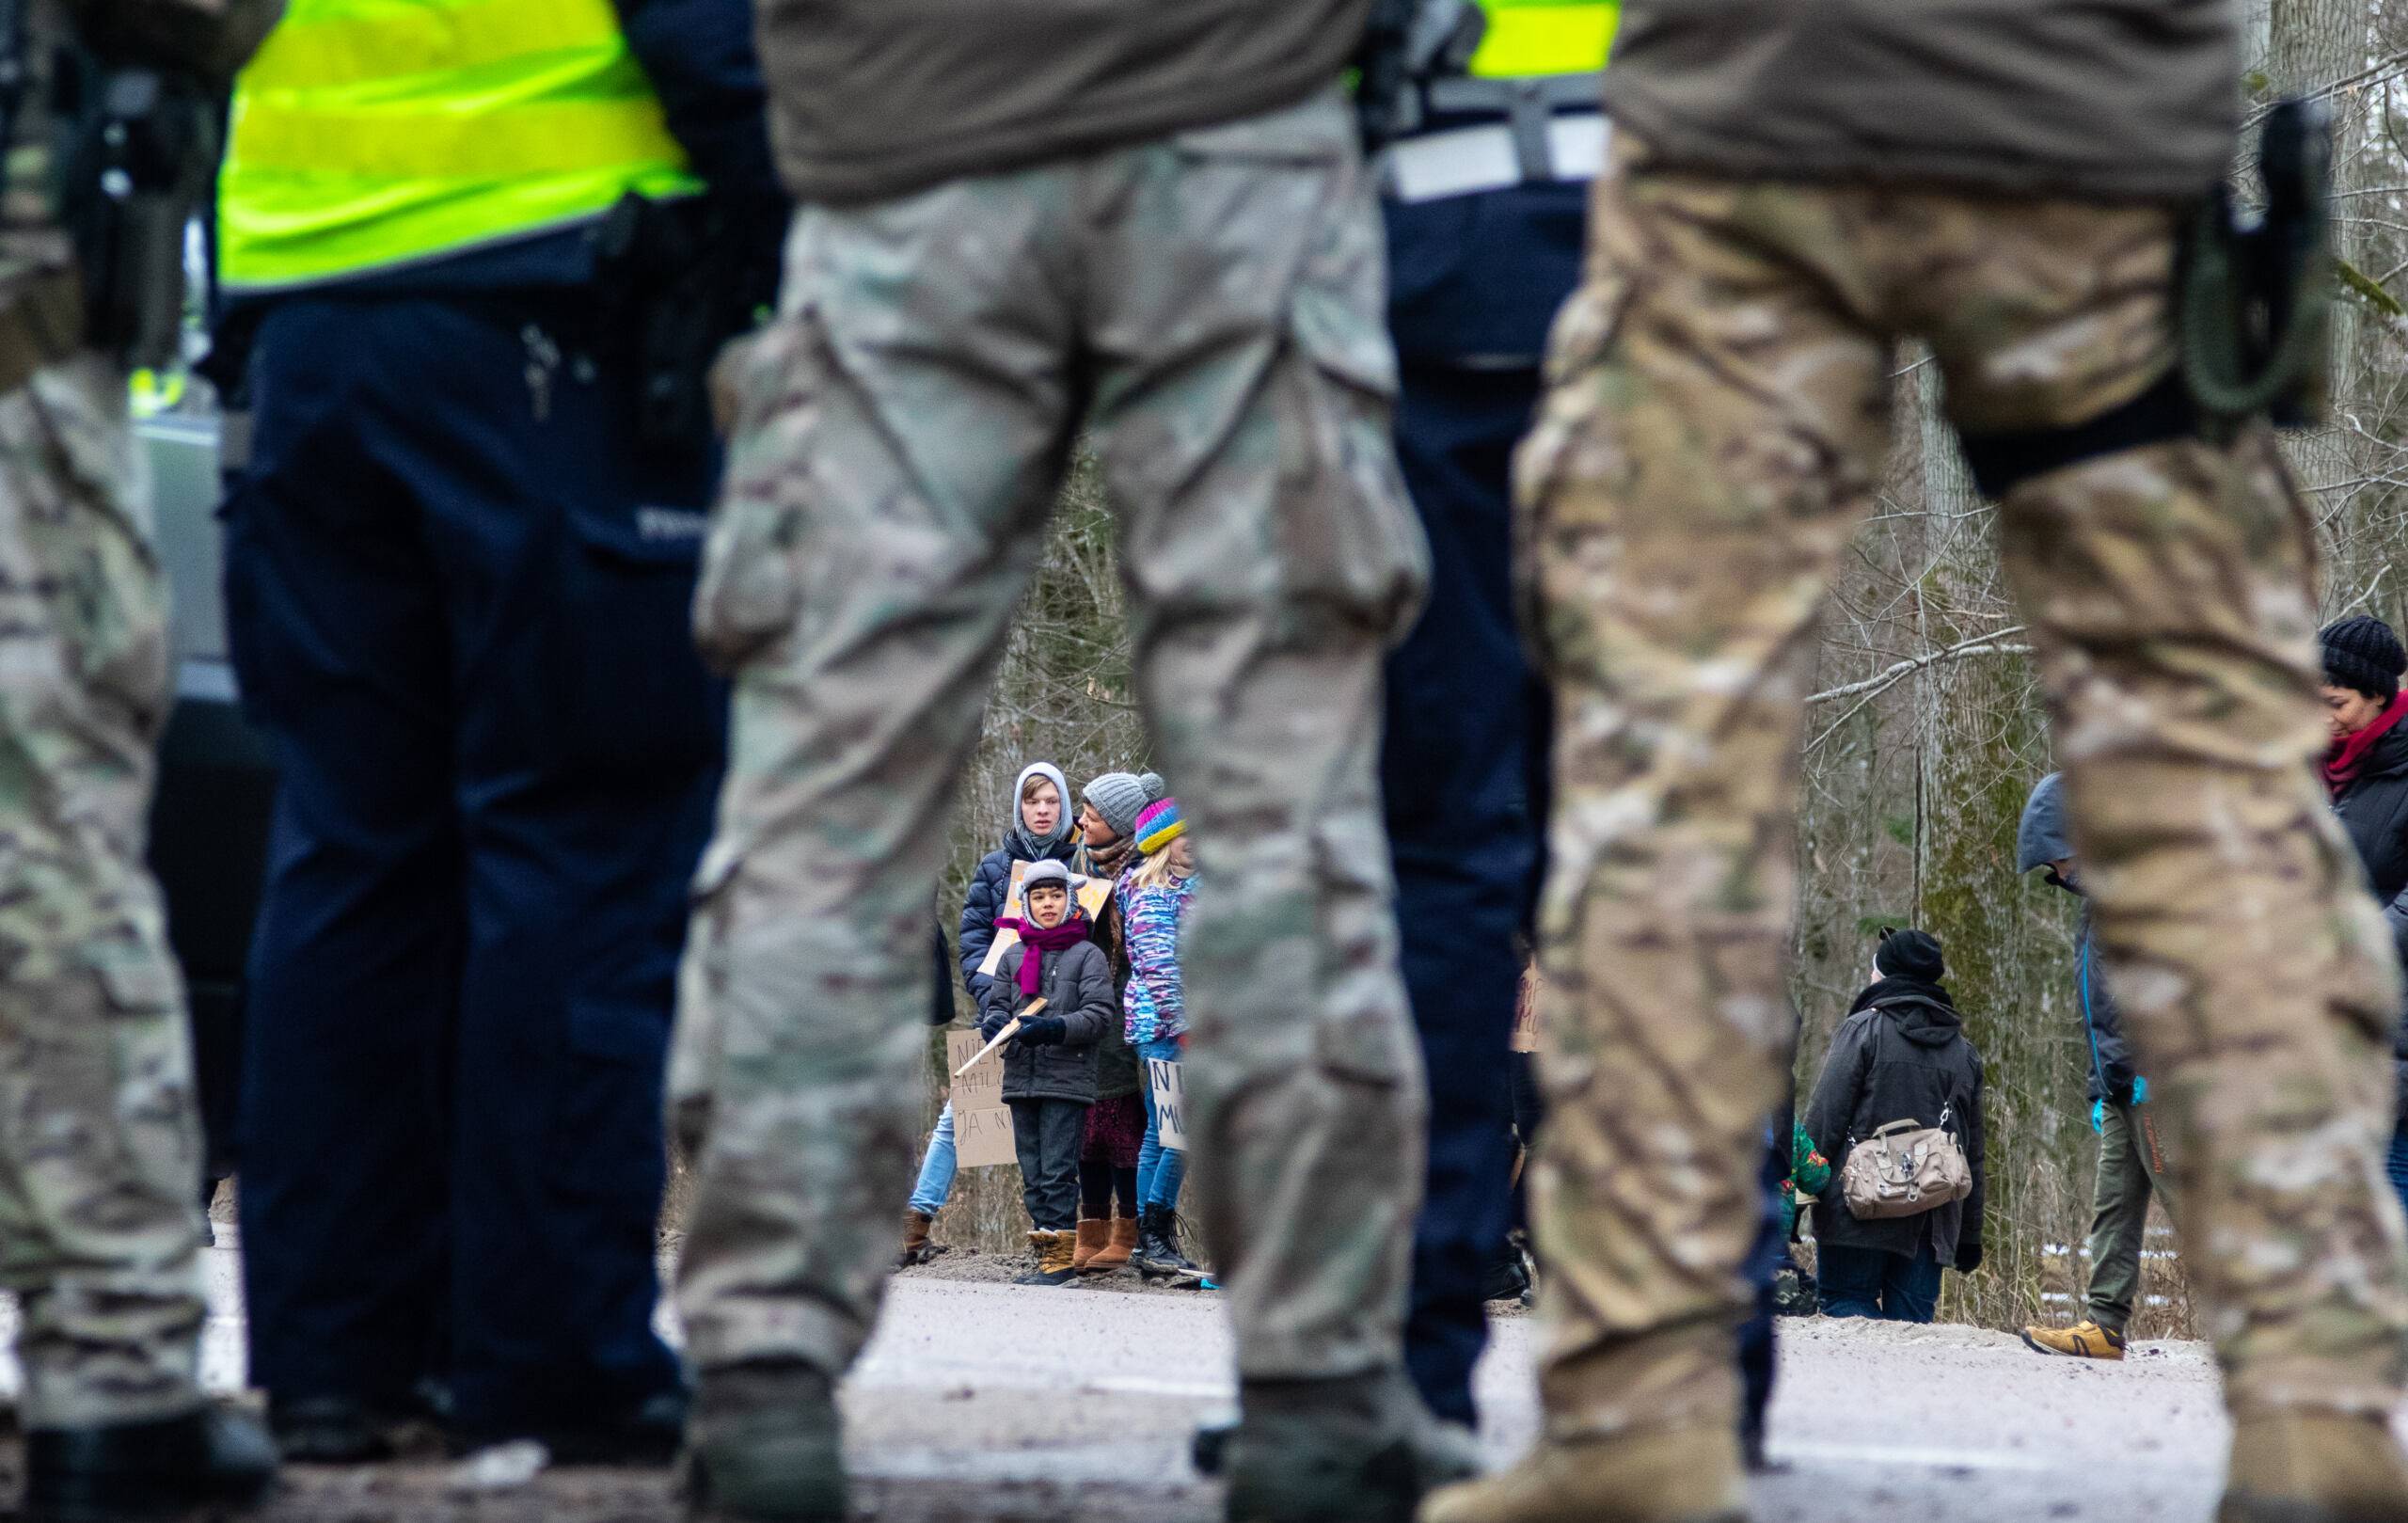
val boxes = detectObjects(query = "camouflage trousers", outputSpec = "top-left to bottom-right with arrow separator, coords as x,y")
671,89 -> 1431,1387
0,353 -> 208,1429
1521,135 -> 2408,1436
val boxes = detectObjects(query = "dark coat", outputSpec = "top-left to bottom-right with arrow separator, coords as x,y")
2020,780 -> 2138,1106
1803,982 -> 1987,1269
2329,722 -> 2408,1111
1600,0 -> 2238,202
977,938 -> 1116,1105
958,833 -> 1077,1003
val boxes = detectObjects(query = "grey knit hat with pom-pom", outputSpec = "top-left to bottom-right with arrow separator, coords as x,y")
1084,770 -> 1164,840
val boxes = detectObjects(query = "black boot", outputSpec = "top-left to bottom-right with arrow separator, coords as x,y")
1136,1206 -> 1198,1277
269,1383 -> 449,1463
24,1405 -> 277,1521
449,1387 -> 688,1468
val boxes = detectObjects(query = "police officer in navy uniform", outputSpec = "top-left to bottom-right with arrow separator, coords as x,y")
212,0 -> 779,1463
1377,0 -> 1613,1442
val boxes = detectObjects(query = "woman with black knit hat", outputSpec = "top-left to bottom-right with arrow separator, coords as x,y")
1799,928 -> 1987,1323
2317,614 -> 2408,1213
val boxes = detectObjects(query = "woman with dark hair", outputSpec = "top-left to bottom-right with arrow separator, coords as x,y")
2317,614 -> 2408,1213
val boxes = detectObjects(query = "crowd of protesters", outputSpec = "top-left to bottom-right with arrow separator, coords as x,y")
901,764 -> 1206,1285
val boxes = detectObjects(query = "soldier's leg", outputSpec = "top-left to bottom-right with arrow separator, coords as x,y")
1947,205 -> 2408,1502
1084,90 -> 1433,1517
1424,144 -> 1893,1523
0,354 -> 209,1433
2081,1103 -> 2151,1335
670,185 -> 1078,1514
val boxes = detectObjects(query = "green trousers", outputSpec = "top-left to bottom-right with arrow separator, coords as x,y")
2085,1100 -> 2177,1335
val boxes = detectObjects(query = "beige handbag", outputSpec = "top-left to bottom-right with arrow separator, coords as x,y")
1840,1107 -> 1972,1220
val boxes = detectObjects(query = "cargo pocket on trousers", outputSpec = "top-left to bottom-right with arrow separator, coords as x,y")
1511,271 -> 1634,672
1286,246 -> 1432,649
691,320 -> 816,675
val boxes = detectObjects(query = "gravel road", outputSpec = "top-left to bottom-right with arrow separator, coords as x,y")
0,1244 -> 2312,1521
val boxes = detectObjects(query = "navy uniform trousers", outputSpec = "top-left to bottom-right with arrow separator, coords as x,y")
224,290 -> 725,1438
1382,178 -> 1584,1427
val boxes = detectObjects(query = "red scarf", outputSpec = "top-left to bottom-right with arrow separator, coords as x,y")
2325,691 -> 2408,798
999,912 -> 1091,997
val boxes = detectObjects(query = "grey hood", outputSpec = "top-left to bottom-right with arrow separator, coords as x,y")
2017,771 -> 2071,877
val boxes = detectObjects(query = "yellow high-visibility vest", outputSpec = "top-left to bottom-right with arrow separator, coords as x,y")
219,0 -> 702,293
1468,0 -> 1617,78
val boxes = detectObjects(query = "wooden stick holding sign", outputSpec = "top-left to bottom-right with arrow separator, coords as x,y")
952,1001 -> 1043,1079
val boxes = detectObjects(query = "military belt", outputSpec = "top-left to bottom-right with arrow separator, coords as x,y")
0,265 -> 84,398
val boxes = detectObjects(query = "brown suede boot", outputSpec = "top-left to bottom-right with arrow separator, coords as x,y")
1071,1218 -> 1109,1272
1418,1425 -> 1747,1523
2219,1411 -> 2408,1523
896,1210 -> 934,1268
1086,1215 -> 1138,1273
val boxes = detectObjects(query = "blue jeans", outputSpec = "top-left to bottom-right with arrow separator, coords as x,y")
908,1102 -> 958,1217
1135,1038 -> 1187,1213
1817,1241 -> 1943,1323
2388,1118 -> 2408,1225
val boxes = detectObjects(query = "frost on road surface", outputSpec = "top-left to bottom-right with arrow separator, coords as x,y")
0,1245 -> 2278,1521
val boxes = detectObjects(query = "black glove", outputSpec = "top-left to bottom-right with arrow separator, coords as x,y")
979,1013 -> 1010,1042
1015,1016 -> 1069,1047
1956,1243 -> 1984,1275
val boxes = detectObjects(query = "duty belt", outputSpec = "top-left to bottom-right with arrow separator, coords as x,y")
1383,72 -> 1608,203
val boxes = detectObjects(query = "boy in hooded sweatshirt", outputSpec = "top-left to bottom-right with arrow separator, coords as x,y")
899,761 -> 1079,1266
980,859 -> 1117,1286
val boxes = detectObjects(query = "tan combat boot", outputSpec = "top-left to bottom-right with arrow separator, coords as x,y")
1419,1425 -> 1747,1523
1014,1230 -> 1080,1287
2219,1411 -> 2408,1523
1071,1217 -> 1110,1272
1086,1214 -> 1138,1273
2019,1319 -> 2124,1360
896,1210 -> 934,1268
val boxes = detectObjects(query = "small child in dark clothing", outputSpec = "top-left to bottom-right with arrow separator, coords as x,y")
979,859 -> 1117,1286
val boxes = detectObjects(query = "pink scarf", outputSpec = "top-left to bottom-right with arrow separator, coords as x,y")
998,913 -> 1090,997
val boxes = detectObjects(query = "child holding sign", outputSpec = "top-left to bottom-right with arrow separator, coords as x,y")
978,859 -> 1116,1286
1120,798 -> 1200,1277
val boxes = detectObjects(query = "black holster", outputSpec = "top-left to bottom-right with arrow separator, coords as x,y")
591,191 -> 784,452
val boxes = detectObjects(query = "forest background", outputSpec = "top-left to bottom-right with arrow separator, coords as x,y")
916,0 -> 2401,1339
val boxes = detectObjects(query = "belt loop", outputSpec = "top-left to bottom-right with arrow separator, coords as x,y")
1506,78 -> 1552,182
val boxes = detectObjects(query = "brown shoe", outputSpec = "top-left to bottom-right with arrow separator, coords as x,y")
1086,1216 -> 1138,1273
1071,1218 -> 1109,1272
1419,1425 -> 1746,1523
896,1210 -> 934,1268
2219,1411 -> 2408,1523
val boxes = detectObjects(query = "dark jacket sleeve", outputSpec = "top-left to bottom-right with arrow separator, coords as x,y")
1052,944 -> 1117,1050
959,854 -> 1006,1002
929,919 -> 956,1026
609,0 -> 782,208
1801,1012 -> 1877,1176
1956,1051 -> 1986,1266
977,948 -> 1020,1036
2078,921 -> 2138,1103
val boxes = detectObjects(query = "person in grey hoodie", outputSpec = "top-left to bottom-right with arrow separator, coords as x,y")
978,860 -> 1117,1286
2015,772 -> 2173,1360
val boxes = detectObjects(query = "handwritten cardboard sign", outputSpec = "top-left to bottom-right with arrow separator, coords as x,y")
976,860 -> 1116,977
1148,1056 -> 1186,1152
946,1029 -> 1019,1169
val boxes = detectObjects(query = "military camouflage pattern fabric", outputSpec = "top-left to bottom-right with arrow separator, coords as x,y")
672,89 -> 1431,1388
1517,133 -> 2408,1438
0,353 -> 208,1429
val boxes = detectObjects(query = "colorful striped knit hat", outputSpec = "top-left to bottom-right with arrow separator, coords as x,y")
1133,797 -> 1184,855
